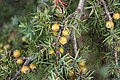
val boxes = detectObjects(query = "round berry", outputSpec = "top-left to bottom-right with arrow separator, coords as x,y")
52,23 -> 60,32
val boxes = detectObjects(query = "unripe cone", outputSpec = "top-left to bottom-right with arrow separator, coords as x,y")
48,49 -> 54,55
59,47 -> 64,53
113,13 -> 120,20
52,24 -> 60,32
21,66 -> 30,74
62,29 -> 69,36
59,37 -> 67,45
16,58 -> 24,65
78,60 -> 85,67
29,64 -> 36,70
79,66 -> 87,73
106,21 -> 114,29
13,50 -> 22,58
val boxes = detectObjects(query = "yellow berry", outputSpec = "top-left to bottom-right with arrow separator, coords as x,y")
21,66 -> 30,74
59,37 -> 67,45
13,50 -> 22,58
52,23 -> 60,32
78,60 -> 85,67
29,64 -> 36,70
59,47 -> 64,53
62,29 -> 69,36
106,21 -> 114,29
16,58 -> 24,65
48,49 -> 54,55
113,13 -> 120,20
80,67 -> 87,73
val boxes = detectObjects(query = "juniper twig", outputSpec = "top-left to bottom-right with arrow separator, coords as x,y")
100,0 -> 112,20
71,0 -> 86,54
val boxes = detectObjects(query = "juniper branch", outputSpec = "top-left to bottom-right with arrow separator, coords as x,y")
11,56 -> 34,80
11,32 -> 63,80
100,0 -> 118,66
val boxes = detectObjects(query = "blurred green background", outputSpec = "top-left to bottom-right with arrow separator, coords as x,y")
0,0 -> 37,26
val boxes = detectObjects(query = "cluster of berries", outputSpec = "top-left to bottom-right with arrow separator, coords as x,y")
13,50 -> 36,74
78,60 -> 87,74
48,23 -> 70,55
66,58 -> 87,77
106,13 -> 120,29
52,23 -> 69,45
